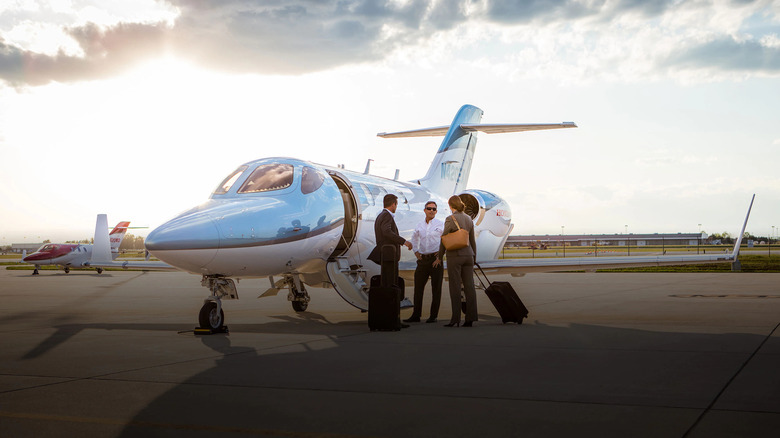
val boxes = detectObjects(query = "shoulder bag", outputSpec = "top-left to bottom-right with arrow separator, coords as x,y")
441,216 -> 469,251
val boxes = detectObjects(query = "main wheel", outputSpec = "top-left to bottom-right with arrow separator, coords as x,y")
198,302 -> 225,330
64,267 -> 70,274
292,301 -> 308,312
96,268 -> 103,274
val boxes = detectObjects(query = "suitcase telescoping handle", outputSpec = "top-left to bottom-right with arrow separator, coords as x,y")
474,262 -> 491,290
380,244 -> 398,288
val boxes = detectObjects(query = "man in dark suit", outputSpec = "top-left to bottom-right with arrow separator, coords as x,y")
368,194 -> 412,265
368,194 -> 413,328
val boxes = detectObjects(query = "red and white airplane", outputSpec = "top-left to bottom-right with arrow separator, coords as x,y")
23,221 -> 132,275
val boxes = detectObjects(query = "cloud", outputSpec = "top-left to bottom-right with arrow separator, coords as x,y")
1,0 -> 779,86
0,22 -> 169,86
663,35 -> 780,74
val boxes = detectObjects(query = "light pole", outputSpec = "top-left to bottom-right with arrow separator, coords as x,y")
561,226 -> 565,258
625,225 -> 629,256
771,225 -> 775,257
698,223 -> 702,254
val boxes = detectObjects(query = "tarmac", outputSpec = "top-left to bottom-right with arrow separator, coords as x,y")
0,267 -> 777,437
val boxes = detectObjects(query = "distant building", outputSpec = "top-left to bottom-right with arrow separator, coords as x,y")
506,233 -> 706,247
10,243 -> 44,254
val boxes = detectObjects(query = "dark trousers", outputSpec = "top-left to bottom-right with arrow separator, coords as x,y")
411,255 -> 443,319
446,254 -> 477,324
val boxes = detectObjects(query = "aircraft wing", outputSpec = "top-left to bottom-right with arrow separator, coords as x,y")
84,260 -> 178,271
399,251 -> 738,282
377,122 -> 577,138
399,194 -> 754,281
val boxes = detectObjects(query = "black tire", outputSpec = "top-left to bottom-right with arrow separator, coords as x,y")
64,267 -> 70,274
292,300 -> 308,312
198,302 -> 225,330
96,268 -> 103,274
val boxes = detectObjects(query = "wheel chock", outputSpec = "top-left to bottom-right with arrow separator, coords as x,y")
193,326 -> 229,335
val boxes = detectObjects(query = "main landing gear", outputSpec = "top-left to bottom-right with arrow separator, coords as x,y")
285,274 -> 310,312
198,275 -> 239,332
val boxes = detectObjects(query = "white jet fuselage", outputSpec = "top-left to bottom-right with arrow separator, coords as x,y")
145,157 -> 513,289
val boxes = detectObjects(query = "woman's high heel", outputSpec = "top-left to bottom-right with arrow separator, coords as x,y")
443,322 -> 460,327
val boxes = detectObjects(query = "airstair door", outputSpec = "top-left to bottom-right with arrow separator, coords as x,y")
326,257 -> 369,310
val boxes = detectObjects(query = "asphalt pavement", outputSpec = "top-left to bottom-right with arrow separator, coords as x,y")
0,268 -> 777,437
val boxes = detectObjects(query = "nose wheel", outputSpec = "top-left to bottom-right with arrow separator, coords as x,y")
199,301 -> 225,331
198,276 -> 237,333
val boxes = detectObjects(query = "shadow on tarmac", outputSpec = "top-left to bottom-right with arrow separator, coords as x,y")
85,319 -> 778,437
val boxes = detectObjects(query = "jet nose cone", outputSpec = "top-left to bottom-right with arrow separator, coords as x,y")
146,212 -> 220,251
22,252 -> 45,262
145,212 -> 221,273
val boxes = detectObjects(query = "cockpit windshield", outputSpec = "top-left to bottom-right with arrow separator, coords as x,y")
300,166 -> 325,195
238,163 -> 294,194
213,165 -> 248,194
40,244 -> 56,252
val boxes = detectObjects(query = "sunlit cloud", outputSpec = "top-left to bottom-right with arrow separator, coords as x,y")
1,0 -> 779,87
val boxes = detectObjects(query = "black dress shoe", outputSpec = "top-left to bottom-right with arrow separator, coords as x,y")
462,321 -> 473,327
403,317 -> 421,323
443,322 -> 459,327
425,318 -> 437,323
400,323 -> 410,329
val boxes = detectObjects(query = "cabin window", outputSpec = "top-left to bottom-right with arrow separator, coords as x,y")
300,166 -> 325,195
366,184 -> 387,204
238,164 -> 294,193
213,165 -> 248,194
356,183 -> 371,206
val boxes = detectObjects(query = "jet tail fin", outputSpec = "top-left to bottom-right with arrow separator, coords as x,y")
109,221 -> 131,252
378,104 -> 576,197
91,214 -> 112,264
731,194 -> 756,259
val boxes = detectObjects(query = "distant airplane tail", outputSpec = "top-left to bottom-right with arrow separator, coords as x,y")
377,104 -> 576,197
91,216 -> 131,263
109,221 -> 131,253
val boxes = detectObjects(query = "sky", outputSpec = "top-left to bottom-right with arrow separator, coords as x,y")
1,0 -> 779,245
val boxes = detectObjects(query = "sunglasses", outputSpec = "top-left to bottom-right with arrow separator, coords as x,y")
425,207 -> 437,211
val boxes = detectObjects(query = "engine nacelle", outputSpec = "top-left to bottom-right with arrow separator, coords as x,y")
458,190 -> 513,261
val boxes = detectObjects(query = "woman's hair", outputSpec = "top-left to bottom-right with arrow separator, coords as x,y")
448,195 -> 465,212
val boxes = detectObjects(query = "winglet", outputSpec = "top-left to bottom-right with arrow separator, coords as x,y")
91,214 -> 112,264
731,194 -> 755,259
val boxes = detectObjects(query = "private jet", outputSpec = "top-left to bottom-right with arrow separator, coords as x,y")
145,105 -> 753,331
23,221 -> 132,274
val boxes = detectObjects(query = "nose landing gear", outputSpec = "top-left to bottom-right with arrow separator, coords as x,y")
198,275 -> 238,332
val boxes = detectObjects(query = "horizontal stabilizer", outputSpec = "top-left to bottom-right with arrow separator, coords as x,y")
377,122 -> 577,138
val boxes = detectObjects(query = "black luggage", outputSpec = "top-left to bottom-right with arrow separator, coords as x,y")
475,263 -> 528,324
368,245 -> 402,331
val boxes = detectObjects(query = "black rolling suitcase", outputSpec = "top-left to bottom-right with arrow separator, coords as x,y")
368,245 -> 402,331
475,263 -> 528,324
